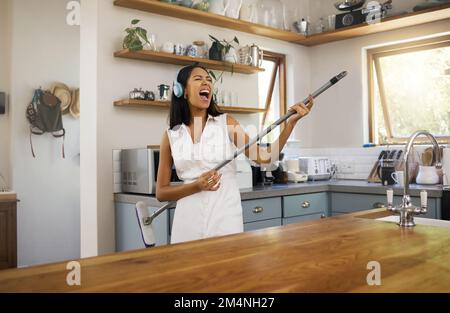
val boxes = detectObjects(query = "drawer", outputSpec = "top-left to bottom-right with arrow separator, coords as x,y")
331,193 -> 437,219
242,197 -> 282,223
331,193 -> 389,213
283,192 -> 328,218
244,218 -> 282,232
283,213 -> 326,225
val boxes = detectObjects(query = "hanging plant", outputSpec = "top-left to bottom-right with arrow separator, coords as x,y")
122,19 -> 150,52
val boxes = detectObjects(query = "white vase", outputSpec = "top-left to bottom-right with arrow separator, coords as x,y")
416,165 -> 439,185
224,47 -> 237,63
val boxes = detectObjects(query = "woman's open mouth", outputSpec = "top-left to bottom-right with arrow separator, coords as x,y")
199,89 -> 210,102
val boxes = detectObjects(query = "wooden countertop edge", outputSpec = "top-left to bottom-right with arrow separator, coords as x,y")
0,209 -> 391,276
0,193 -> 17,202
2,208 -> 449,292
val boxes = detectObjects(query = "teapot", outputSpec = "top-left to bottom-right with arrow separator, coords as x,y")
250,44 -> 264,67
157,84 -> 171,101
208,0 -> 230,16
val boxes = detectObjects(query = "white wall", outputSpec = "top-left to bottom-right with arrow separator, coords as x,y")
307,19 -> 450,148
9,0 -> 80,266
0,0 -> 11,189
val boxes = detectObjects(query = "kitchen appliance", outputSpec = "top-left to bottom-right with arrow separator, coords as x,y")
121,147 -> 180,195
285,157 -> 332,181
334,0 -> 367,29
235,158 -> 253,189
251,163 -> 277,186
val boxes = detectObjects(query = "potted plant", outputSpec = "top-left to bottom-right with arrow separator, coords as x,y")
208,70 -> 224,104
208,35 -> 240,63
122,19 -> 151,52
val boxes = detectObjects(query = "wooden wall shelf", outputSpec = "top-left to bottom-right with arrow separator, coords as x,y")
114,0 -> 450,46
114,49 -> 264,74
114,0 -> 306,43
114,99 -> 265,114
301,4 -> 450,46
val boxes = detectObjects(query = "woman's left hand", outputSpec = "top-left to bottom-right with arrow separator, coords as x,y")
287,95 -> 314,125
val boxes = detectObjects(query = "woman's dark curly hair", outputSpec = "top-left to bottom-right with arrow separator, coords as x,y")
169,63 -> 222,129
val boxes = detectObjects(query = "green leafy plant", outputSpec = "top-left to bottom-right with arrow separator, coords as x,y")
208,70 -> 224,104
208,35 -> 240,55
123,19 -> 150,52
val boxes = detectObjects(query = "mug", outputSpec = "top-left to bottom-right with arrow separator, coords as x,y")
391,171 -> 405,187
174,43 -> 186,56
162,42 -> 174,53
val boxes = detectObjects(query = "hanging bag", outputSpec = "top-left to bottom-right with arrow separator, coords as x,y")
26,88 -> 65,158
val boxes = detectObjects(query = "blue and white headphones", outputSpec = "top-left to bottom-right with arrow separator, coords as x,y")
173,69 -> 184,98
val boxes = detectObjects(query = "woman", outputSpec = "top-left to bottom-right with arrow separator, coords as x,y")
156,64 -> 314,244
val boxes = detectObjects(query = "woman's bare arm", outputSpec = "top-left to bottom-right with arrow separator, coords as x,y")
226,96 -> 314,165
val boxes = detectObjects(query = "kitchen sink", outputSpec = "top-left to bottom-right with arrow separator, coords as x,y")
376,215 -> 450,228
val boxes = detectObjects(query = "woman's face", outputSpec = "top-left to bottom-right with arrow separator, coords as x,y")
185,67 -> 213,110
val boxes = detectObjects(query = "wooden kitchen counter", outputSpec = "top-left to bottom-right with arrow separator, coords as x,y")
1,209 -> 450,292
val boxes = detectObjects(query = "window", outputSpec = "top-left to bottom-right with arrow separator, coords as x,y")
258,51 -> 286,144
368,35 -> 450,144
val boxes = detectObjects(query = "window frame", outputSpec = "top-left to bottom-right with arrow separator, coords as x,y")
367,35 -> 450,145
260,50 -> 287,133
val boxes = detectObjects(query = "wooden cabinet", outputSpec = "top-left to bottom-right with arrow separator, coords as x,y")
0,200 -> 17,269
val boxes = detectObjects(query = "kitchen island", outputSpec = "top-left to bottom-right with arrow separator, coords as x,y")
1,209 -> 449,292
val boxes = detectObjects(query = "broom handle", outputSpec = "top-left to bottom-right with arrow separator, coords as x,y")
149,71 -> 348,222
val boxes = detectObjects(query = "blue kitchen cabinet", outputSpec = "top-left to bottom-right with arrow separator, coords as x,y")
331,192 -> 439,219
282,192 -> 329,225
241,197 -> 282,223
115,201 -> 168,252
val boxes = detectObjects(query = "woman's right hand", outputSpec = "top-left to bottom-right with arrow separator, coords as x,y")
195,170 -> 222,191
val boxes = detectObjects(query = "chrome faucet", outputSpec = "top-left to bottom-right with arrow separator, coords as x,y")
386,130 -> 442,227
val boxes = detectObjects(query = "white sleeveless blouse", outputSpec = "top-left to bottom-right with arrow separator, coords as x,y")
167,113 -> 244,244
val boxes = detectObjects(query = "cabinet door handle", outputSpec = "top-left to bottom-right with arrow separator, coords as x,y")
373,202 -> 386,209
301,201 -> 310,209
253,206 -> 264,214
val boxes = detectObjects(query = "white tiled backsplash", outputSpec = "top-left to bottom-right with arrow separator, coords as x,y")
112,143 -> 449,192
282,142 -> 448,181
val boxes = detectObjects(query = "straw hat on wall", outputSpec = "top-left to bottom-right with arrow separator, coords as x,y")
50,83 -> 71,114
69,88 -> 80,118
